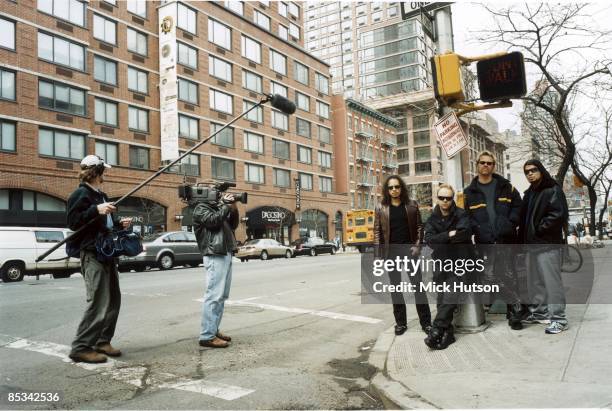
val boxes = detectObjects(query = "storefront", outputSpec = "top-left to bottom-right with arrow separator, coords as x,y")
112,197 -> 166,236
298,209 -> 329,240
0,189 -> 66,227
246,206 -> 295,245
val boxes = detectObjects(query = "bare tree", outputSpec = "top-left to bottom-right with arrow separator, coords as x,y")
477,3 -> 612,185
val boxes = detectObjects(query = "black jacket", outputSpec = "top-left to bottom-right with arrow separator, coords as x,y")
193,201 -> 239,256
463,174 -> 522,244
66,183 -> 120,250
519,177 -> 568,244
424,203 -> 472,260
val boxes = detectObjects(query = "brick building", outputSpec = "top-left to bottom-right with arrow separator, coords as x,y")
0,0 -> 347,245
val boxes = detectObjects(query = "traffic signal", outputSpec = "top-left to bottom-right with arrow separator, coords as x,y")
476,52 -> 527,102
430,53 -> 465,105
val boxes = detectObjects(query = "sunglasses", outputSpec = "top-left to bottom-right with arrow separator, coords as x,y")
524,167 -> 540,175
478,161 -> 495,166
388,185 -> 401,190
437,196 -> 453,202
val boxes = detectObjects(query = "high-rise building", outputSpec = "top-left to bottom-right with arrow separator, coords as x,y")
0,0 -> 347,245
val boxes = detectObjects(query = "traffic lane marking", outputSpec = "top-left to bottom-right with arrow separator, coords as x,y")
3,336 -> 254,400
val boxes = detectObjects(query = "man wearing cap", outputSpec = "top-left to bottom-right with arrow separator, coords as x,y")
66,155 -> 131,363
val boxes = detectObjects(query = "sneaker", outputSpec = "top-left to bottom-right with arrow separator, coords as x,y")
545,321 -> 569,334
394,325 -> 408,336
522,315 -> 551,324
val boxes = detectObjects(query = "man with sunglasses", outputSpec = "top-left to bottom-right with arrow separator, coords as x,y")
519,159 -> 569,334
463,151 -> 524,330
374,175 -> 431,336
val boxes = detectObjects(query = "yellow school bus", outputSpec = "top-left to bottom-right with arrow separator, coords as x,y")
344,209 -> 375,252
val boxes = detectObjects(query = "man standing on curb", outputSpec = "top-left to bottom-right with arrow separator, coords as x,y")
463,151 -> 524,330
519,159 -> 570,334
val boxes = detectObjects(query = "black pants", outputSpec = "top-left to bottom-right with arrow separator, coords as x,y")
388,253 -> 431,328
480,245 -> 523,320
432,271 -> 458,330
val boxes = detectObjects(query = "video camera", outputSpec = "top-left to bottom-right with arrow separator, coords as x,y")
178,182 -> 248,205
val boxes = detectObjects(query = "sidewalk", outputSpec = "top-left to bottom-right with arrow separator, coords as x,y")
368,250 -> 612,409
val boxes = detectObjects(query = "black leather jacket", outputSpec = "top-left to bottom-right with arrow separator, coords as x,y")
193,201 -> 239,256
424,203 -> 472,260
519,178 -> 568,245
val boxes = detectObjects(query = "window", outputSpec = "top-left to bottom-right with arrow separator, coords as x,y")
208,19 -> 231,49
413,130 -> 430,145
299,173 -> 313,190
0,69 -> 16,100
270,50 -> 287,75
211,123 -> 234,147
294,61 -> 309,85
242,70 -> 262,93
0,18 -> 15,50
415,162 -> 432,175
93,14 -> 116,45
127,0 -> 146,18
178,79 -> 198,104
253,10 -> 270,30
388,4 -> 398,17
209,89 -> 233,114
271,81 -> 287,97
244,132 -> 264,154
279,2 -> 288,17
38,32 -> 85,71
295,92 -> 310,111
94,98 -> 118,126
95,141 -> 118,165
209,56 -> 232,82
272,139 -> 289,159
241,36 -> 261,64
0,121 -> 16,152
127,66 -> 147,94
129,146 -> 149,169
38,128 -> 85,160
127,28 -> 147,56
289,23 -> 300,39
38,79 -> 86,116
297,145 -> 311,164
103,0 -> 116,4
278,25 -> 288,40
225,1 -> 243,15
179,152 -> 200,176
320,176 -> 332,192
37,0 -> 85,27
273,168 -> 290,187
315,73 -> 329,95
243,100 -> 263,123
245,163 -> 265,184
296,118 -> 311,138
414,146 -> 430,161
211,157 -> 235,180
316,101 -> 330,119
179,114 -> 199,140
93,56 -> 117,86
318,126 -> 331,144
288,2 -> 300,17
128,106 -> 148,132
318,151 -> 332,168
177,42 -> 198,68
357,16 -> 366,26
372,11 -> 382,22
272,110 -> 288,131
178,3 -> 197,34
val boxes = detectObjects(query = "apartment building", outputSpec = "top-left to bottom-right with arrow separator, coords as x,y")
0,0 -> 346,244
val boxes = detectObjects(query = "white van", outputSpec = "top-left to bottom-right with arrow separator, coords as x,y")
0,227 -> 81,282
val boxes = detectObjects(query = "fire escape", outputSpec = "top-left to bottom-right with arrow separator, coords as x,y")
381,133 -> 398,172
355,127 -> 376,209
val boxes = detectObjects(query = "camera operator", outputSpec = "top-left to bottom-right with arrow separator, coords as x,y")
193,192 -> 239,348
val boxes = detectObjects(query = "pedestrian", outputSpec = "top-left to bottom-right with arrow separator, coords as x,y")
192,191 -> 239,348
374,175 -> 432,336
463,150 -> 524,330
423,184 -> 472,350
67,155 -> 132,363
519,159 -> 570,334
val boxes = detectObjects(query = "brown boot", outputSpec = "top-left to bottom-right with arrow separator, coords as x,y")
95,343 -> 122,357
199,337 -> 229,348
69,350 -> 108,363
216,331 -> 231,342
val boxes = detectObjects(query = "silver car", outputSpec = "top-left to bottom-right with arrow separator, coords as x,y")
235,239 -> 293,262
118,231 -> 202,272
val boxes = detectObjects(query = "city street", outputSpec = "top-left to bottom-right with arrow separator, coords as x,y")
0,254 -> 391,410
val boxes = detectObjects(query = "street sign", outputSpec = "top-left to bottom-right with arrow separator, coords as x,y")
476,51 -> 527,102
400,2 -> 452,20
433,111 -> 468,159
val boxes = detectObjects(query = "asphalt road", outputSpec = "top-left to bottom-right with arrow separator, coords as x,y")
0,253 -> 395,410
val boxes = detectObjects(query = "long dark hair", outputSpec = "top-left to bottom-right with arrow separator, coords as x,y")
381,174 -> 409,206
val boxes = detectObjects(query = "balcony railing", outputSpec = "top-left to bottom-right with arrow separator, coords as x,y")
356,176 -> 376,187
355,129 -> 374,139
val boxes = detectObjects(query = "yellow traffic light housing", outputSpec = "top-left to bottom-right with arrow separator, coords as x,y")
431,53 -> 465,105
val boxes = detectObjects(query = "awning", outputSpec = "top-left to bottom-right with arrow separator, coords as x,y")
246,206 -> 295,228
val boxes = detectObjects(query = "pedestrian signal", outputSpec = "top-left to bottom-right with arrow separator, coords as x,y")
476,52 -> 527,102
431,53 -> 465,105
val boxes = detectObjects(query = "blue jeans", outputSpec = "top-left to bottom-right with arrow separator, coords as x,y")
200,253 -> 233,341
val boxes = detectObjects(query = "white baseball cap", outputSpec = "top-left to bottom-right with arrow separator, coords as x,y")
80,155 -> 112,169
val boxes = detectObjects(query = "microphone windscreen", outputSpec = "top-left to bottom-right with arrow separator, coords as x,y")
270,94 -> 297,115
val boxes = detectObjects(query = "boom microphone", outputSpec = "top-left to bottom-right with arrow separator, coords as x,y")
270,94 -> 297,114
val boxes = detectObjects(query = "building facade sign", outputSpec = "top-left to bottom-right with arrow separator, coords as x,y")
158,2 -> 179,161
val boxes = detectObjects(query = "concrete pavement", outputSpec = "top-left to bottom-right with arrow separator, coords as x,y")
368,246 -> 612,409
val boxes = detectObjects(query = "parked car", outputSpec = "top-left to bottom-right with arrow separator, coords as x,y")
0,227 -> 80,282
118,231 -> 202,272
291,237 -> 337,257
235,239 -> 293,261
